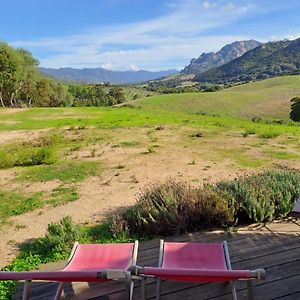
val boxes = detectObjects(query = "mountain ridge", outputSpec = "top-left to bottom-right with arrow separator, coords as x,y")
194,38 -> 300,83
181,39 -> 261,75
40,67 -> 178,84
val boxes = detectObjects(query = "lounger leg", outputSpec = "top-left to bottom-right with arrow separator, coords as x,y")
125,272 -> 134,300
247,281 -> 254,300
22,280 -> 32,300
156,278 -> 161,300
231,281 -> 238,300
141,277 -> 146,300
53,282 -> 64,300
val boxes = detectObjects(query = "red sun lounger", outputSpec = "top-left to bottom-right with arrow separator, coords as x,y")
0,241 -> 139,300
132,240 -> 266,300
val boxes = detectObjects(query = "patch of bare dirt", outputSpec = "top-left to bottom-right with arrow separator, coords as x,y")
0,129 -> 50,145
0,108 -> 28,114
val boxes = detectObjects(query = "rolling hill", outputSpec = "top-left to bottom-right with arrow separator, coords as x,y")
195,38 -> 300,84
132,75 -> 300,119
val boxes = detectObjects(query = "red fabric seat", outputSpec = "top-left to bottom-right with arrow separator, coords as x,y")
0,242 -> 139,300
139,241 -> 265,300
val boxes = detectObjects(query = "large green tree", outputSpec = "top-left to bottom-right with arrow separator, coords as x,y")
290,96 -> 300,122
0,43 -> 39,107
0,41 -> 74,107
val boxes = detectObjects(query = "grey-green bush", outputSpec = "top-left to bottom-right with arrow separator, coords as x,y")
121,180 -> 234,236
216,170 -> 300,223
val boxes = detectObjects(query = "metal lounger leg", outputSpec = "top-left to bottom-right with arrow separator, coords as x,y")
141,277 -> 146,300
53,282 -> 64,300
247,281 -> 254,300
156,278 -> 161,300
231,281 -> 238,300
22,280 -> 32,300
125,272 -> 134,300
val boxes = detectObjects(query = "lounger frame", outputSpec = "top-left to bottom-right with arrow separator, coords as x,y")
139,240 -> 264,300
20,240 -> 139,300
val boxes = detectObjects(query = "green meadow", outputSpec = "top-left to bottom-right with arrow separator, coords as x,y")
0,75 -> 300,221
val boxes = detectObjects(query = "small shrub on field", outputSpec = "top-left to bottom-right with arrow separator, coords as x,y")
20,216 -> 82,261
0,146 -> 56,169
258,130 -> 280,139
216,170 -> 300,223
31,133 -> 65,147
118,180 -> 234,236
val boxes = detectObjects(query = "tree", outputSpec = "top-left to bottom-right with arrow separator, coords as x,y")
0,43 -> 40,107
290,96 -> 300,122
108,86 -> 125,104
0,42 -> 22,107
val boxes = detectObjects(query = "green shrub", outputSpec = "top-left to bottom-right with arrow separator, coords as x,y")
216,170 -> 300,223
20,216 -> 82,261
0,217 -> 81,299
0,146 -> 56,169
120,180 -> 234,236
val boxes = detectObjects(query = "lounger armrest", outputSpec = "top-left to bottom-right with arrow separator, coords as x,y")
97,269 -> 128,280
249,269 -> 266,280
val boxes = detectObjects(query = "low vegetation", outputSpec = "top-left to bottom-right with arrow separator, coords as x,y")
0,191 -> 44,223
112,170 -> 300,236
0,188 -> 79,224
121,181 -> 234,235
20,161 -> 102,183
216,170 -> 300,223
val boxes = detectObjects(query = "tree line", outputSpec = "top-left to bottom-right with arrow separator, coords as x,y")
0,42 -> 125,107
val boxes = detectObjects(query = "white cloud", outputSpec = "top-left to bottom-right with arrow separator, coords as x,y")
101,62 -> 114,70
221,2 -> 235,11
11,0 -> 253,70
202,1 -> 216,9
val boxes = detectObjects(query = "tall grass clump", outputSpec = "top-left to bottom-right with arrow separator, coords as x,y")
0,146 -> 56,169
216,170 -> 300,223
121,180 -> 234,236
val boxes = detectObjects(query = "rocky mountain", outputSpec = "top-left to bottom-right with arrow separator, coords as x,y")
194,38 -> 300,84
39,67 -> 178,84
181,40 -> 261,75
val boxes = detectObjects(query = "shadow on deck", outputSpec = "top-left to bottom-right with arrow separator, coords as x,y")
14,219 -> 300,300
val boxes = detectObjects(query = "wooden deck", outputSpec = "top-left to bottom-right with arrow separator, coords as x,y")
14,219 -> 300,300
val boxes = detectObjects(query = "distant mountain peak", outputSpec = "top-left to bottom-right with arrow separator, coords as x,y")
194,37 -> 300,83
181,40 -> 261,75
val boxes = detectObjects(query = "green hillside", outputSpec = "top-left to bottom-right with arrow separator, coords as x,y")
133,75 -> 300,119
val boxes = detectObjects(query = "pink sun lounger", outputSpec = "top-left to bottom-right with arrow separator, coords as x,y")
132,240 -> 266,300
0,241 -> 139,300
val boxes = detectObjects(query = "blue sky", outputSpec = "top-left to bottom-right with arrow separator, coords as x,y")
2,0 -> 300,70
